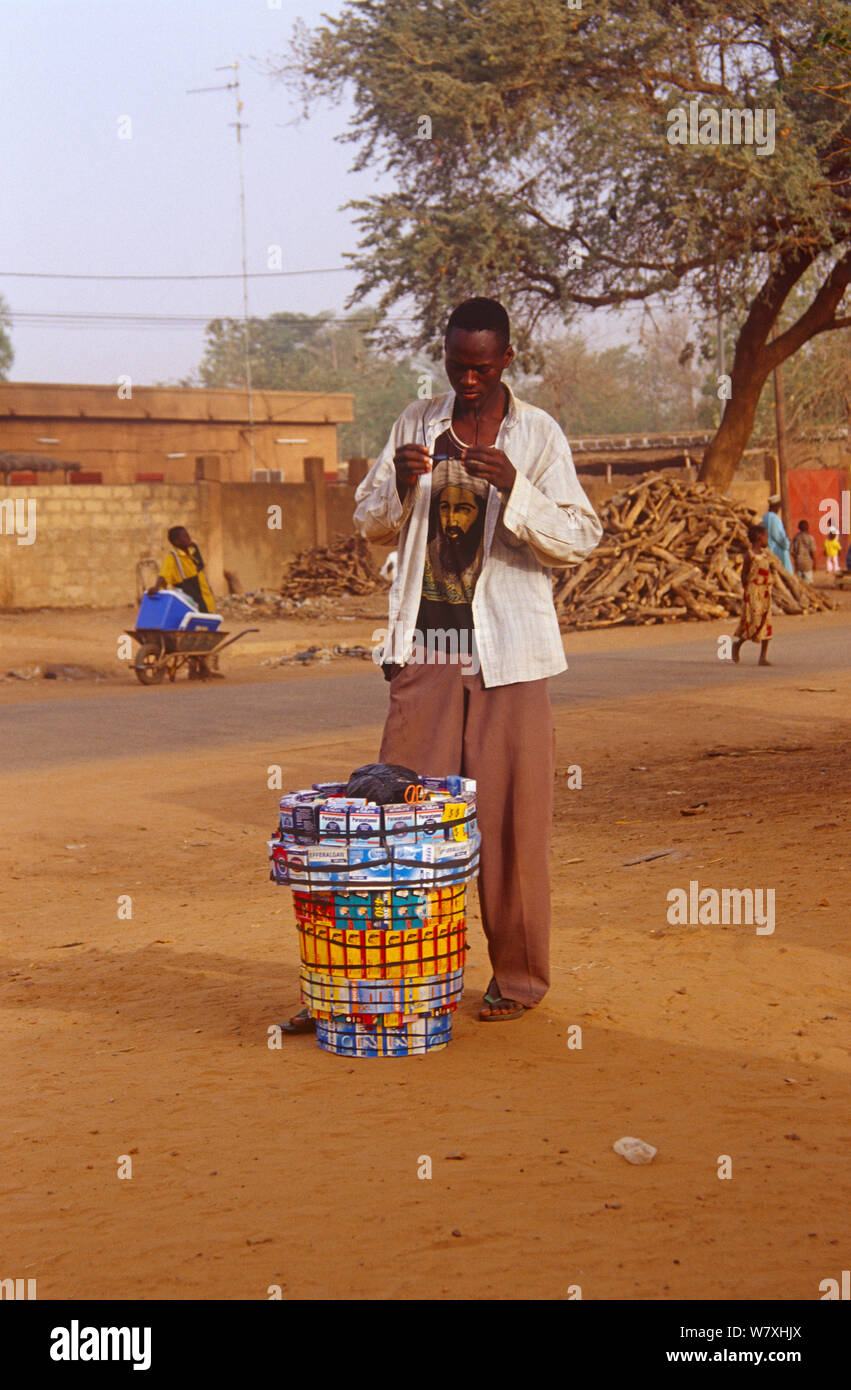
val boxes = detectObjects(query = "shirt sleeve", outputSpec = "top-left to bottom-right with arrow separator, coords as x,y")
500,420 -> 603,568
353,408 -> 418,543
158,552 -> 180,587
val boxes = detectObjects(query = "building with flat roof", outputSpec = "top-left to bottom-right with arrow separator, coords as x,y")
0,382 -> 354,483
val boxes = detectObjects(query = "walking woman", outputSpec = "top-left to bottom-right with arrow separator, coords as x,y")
733,523 -> 773,666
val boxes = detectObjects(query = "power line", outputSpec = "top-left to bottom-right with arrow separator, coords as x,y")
0,268 -> 353,280
7,310 -> 419,331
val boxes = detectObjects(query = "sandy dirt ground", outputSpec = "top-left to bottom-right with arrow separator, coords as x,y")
1,604 -> 849,1301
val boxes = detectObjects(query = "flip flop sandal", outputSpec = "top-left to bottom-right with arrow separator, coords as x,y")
479,989 -> 526,1022
280,1008 -> 317,1035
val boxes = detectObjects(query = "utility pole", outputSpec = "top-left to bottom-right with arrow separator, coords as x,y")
715,263 -> 725,429
771,326 -> 790,534
188,63 -> 256,474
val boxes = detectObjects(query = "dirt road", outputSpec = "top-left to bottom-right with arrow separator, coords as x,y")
1,609 -> 849,1300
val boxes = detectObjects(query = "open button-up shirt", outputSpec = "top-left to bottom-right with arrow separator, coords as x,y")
353,385 -> 602,688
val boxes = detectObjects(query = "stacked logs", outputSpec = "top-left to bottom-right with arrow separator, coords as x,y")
280,534 -> 381,599
554,474 -> 834,628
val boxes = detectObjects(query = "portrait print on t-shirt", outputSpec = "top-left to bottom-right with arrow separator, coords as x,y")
421,450 -> 490,622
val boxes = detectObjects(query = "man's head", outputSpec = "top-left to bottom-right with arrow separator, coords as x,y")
168,525 -> 192,550
444,297 -> 514,411
767,494 -> 782,513
748,523 -> 768,549
798,519 -> 809,532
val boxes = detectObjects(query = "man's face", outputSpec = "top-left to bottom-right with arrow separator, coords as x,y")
444,328 -> 514,410
174,528 -> 192,550
439,485 -> 478,540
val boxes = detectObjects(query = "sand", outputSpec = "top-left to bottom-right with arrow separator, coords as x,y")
1,607 -> 849,1300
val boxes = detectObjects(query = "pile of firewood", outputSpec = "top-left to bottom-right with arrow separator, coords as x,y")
554,475 -> 834,628
279,534 -> 381,599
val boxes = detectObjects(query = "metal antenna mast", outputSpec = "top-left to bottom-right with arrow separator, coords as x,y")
188,63 -> 256,473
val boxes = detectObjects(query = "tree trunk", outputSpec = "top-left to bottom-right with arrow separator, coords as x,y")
700,247 -> 851,492
699,359 -> 772,491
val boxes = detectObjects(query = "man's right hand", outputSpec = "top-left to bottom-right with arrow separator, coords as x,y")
394,443 -> 432,494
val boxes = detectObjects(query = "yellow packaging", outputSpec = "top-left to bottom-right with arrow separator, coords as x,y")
441,801 -> 468,842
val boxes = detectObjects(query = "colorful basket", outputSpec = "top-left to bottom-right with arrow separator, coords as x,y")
268,775 -> 480,1057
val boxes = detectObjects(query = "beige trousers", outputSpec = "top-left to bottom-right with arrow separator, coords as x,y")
379,660 -> 554,1006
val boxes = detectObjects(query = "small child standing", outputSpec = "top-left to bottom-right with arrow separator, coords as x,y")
733,524 -> 773,667
824,528 -> 841,573
790,519 -> 816,582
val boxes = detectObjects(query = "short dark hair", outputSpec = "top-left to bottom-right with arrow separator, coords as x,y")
747,523 -> 767,545
445,297 -> 510,349
167,525 -> 187,545
798,519 -> 809,531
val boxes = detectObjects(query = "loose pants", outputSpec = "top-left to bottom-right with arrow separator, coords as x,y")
379,660 -> 554,1006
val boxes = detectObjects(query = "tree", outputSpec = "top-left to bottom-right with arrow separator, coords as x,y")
197,309 -> 434,457
0,296 -> 14,379
523,312 -> 703,435
283,0 -> 851,488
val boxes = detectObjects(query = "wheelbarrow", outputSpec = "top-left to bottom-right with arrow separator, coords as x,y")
127,626 -> 259,685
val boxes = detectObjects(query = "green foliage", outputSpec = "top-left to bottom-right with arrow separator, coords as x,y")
197,309 -> 436,457
0,296 -> 14,380
284,1 -> 851,364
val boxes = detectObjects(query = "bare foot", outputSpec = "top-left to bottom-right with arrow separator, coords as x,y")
758,658 -> 772,666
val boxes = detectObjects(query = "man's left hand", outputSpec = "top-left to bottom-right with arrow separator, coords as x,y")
461,447 -> 516,492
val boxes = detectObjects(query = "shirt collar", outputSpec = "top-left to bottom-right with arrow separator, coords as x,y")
427,381 -> 520,430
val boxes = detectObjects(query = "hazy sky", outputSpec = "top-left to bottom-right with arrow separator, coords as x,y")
1,0 -> 387,384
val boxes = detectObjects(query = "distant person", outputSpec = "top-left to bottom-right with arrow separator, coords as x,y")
149,525 -> 216,612
790,519 -> 816,583
824,527 -> 841,574
148,526 -> 221,679
733,523 -> 773,667
762,495 -> 792,572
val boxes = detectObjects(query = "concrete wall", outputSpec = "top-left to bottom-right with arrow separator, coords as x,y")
0,474 -> 366,608
0,484 -> 204,608
326,485 -> 358,541
220,482 -> 322,593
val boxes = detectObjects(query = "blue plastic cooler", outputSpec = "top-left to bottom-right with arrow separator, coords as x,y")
135,589 -> 198,630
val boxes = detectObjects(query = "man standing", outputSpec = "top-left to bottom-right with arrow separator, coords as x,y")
354,297 -> 601,1021
762,495 -> 792,572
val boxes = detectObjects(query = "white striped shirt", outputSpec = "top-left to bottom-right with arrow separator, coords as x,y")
353,385 -> 602,688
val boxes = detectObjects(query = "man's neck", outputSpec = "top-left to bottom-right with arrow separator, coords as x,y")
452,383 -> 508,424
